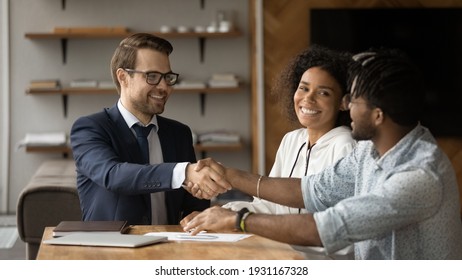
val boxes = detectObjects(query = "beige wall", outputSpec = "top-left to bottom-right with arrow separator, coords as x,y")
0,0 -> 9,213
4,0 -> 251,213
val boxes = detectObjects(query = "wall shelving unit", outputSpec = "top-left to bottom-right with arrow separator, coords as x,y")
25,30 -> 242,63
24,27 -> 246,157
25,141 -> 243,159
26,84 -> 245,117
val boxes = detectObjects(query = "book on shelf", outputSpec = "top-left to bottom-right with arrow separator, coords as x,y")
208,80 -> 239,88
19,131 -> 67,147
198,141 -> 241,147
52,220 -> 129,237
53,26 -> 128,34
211,73 -> 237,81
28,79 -> 61,90
70,79 -> 98,88
198,130 -> 241,144
208,73 -> 239,88
174,80 -> 206,89
98,80 -> 116,89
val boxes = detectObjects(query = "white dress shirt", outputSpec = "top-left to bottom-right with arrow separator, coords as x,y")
117,100 -> 188,224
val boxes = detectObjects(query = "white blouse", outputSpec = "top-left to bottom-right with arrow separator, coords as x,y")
223,126 -> 355,215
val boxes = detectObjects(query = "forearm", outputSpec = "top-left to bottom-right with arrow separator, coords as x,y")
244,213 -> 322,246
73,134 -> 175,192
225,168 -> 305,208
182,206 -> 322,247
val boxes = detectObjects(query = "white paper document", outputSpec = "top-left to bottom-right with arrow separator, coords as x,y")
145,232 -> 252,242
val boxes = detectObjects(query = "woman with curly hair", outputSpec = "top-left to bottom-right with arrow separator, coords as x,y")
223,45 -> 354,217
184,45 -> 356,259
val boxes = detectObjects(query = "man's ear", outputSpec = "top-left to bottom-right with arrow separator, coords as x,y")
339,101 -> 349,111
373,108 -> 384,125
116,68 -> 128,87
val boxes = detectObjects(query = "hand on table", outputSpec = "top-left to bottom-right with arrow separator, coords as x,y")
179,211 -> 201,228
181,206 -> 236,235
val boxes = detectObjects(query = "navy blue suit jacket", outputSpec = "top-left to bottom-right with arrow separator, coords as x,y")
70,104 -> 209,225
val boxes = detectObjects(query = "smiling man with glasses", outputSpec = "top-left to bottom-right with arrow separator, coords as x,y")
70,33 -> 231,226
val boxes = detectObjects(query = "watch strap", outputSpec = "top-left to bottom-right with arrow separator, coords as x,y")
235,207 -> 249,231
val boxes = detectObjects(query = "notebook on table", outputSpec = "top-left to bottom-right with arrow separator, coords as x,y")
53,220 -> 129,237
43,232 -> 167,248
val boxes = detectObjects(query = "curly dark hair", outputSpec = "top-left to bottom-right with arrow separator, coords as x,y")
271,45 -> 352,127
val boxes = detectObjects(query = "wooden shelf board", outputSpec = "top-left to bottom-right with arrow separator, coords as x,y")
175,85 -> 245,93
25,145 -> 71,154
26,84 -> 245,118
25,29 -> 242,64
194,142 -> 243,152
25,142 -> 243,154
24,30 -> 242,39
26,86 -> 244,95
26,88 -> 115,95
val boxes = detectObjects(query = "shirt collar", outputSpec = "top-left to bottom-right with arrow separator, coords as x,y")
117,99 -> 159,132
374,124 -> 424,167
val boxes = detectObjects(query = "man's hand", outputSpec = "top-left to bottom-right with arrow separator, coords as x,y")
184,158 -> 230,199
182,181 -> 203,198
179,211 -> 201,228
182,206 -> 236,235
193,158 -> 224,173
183,160 -> 231,200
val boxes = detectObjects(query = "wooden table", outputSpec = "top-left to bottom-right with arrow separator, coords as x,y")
37,225 -> 304,260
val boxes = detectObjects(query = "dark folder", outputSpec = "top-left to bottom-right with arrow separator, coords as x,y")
52,220 -> 129,237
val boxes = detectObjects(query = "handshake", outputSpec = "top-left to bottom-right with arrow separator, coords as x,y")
183,158 -> 231,200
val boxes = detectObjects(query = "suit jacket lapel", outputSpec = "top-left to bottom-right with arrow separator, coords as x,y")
105,105 -> 144,163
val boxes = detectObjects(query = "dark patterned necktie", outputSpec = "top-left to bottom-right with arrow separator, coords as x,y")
132,124 -> 154,164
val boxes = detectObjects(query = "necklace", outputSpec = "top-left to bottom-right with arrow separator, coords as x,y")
289,141 -> 316,214
289,141 -> 316,177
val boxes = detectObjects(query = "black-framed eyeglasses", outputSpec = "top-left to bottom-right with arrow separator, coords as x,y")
342,94 -> 369,109
124,69 -> 179,86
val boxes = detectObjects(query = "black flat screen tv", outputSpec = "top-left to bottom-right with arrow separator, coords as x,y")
310,8 -> 462,137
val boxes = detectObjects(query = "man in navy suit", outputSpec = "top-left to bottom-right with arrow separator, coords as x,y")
70,33 -> 230,225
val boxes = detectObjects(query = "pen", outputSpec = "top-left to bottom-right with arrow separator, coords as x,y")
176,233 -> 218,240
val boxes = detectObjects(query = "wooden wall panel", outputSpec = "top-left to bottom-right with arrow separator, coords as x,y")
252,0 -> 462,213
262,0 -> 310,172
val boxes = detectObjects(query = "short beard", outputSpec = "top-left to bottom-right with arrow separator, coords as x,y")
133,100 -> 164,116
351,123 -> 375,141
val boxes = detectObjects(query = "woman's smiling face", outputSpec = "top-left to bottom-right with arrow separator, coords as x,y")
294,67 -> 344,133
